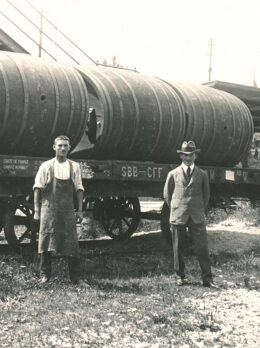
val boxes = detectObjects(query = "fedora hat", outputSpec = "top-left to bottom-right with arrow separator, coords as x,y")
177,141 -> 200,154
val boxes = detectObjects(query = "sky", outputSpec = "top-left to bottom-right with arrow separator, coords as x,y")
2,0 -> 260,85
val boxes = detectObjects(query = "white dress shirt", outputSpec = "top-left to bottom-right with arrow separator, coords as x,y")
181,163 -> 194,176
33,158 -> 84,191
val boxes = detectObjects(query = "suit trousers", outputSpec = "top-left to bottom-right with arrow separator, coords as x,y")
40,251 -> 80,282
171,217 -> 212,282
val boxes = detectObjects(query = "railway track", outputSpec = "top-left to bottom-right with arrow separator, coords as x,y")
0,200 -> 164,256
0,238 -> 114,254
0,229 -> 169,257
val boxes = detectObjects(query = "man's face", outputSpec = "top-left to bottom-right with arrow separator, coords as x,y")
180,153 -> 197,166
53,139 -> 71,157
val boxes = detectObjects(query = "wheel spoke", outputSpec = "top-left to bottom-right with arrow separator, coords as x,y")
117,219 -> 123,234
18,228 -> 31,243
108,219 -> 117,232
14,215 -> 30,225
19,206 -> 29,215
101,197 -> 140,240
122,218 -> 130,227
4,201 -> 34,248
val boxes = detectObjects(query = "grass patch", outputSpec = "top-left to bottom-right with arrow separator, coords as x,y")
207,200 -> 260,227
0,224 -> 260,347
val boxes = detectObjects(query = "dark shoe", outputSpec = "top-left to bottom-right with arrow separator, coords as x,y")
203,281 -> 219,288
71,278 -> 80,285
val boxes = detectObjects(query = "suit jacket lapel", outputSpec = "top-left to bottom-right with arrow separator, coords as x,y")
187,165 -> 198,187
179,166 -> 188,185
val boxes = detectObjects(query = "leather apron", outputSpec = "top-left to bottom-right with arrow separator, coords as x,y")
38,160 -> 79,258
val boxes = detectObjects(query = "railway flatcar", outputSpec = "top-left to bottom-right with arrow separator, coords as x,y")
0,51 -> 259,249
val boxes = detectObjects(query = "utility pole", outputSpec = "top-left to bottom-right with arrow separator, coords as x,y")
208,38 -> 214,81
38,11 -> 43,57
253,72 -> 258,87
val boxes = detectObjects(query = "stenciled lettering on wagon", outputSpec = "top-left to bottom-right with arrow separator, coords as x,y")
121,165 -> 163,179
3,158 -> 29,171
122,166 -> 138,178
147,167 -> 163,179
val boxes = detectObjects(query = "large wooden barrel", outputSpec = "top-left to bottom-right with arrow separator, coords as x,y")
0,52 -> 88,156
161,80 -> 254,166
73,66 -> 253,166
203,80 -> 260,133
72,66 -> 186,163
0,53 -> 254,167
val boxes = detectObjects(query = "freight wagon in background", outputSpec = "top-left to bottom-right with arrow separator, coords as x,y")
0,51 -> 260,249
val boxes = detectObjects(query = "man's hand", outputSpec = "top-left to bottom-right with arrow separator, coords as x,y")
76,211 -> 83,224
33,211 -> 40,232
34,211 -> 40,220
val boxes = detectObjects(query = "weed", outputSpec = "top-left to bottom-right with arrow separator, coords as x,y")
197,302 -> 220,332
208,201 -> 260,227
152,314 -> 170,325
238,252 -> 260,269
0,224 -> 260,347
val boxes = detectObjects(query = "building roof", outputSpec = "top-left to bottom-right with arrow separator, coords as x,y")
0,28 -> 29,54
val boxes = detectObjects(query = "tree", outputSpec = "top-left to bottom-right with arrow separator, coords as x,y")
101,56 -> 138,71
111,56 -> 117,67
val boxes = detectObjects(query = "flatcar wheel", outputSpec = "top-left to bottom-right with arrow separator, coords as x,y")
101,197 -> 140,241
160,202 -> 172,244
3,201 -> 34,250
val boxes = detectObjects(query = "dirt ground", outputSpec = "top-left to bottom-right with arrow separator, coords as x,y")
208,218 -> 260,253
0,208 -> 260,347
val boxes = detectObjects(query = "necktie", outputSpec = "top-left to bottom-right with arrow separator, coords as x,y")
187,166 -> 191,181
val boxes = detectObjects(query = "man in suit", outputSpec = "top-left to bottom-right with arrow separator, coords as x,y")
163,141 -> 214,287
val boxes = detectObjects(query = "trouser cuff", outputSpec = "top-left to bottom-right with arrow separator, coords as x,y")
68,256 -> 80,281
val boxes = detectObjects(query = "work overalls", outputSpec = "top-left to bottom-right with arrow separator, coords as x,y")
38,160 -> 80,282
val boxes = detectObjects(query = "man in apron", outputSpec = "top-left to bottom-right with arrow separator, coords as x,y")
163,141 -> 215,287
33,135 -> 84,284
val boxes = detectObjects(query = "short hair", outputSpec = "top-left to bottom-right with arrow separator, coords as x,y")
54,135 -> 71,145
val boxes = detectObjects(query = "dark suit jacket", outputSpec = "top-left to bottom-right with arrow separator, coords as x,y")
163,165 -> 210,224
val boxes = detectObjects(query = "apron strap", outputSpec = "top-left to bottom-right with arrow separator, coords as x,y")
50,159 -> 56,197
49,159 -> 55,181
68,160 -> 73,180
